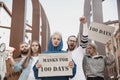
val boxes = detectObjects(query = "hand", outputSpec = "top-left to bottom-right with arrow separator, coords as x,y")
80,16 -> 86,24
68,61 -> 74,69
7,51 -> 13,59
36,62 -> 42,69
105,40 -> 111,51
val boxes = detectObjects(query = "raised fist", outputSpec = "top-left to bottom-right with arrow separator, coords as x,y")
80,16 -> 86,24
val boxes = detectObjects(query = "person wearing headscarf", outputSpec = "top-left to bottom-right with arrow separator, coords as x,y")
33,32 -> 76,80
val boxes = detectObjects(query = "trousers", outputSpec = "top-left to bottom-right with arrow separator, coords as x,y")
87,76 -> 104,80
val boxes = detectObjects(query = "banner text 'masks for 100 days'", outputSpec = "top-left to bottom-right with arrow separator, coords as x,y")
38,53 -> 72,77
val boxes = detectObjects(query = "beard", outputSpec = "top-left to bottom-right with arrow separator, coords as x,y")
20,50 -> 28,55
68,45 -> 75,51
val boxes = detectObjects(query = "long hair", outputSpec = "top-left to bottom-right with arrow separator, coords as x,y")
22,40 -> 41,68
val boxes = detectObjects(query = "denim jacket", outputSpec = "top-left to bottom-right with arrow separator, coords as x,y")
13,57 -> 35,80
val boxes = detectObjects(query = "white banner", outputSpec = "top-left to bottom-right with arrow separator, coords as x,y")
88,22 -> 115,44
38,53 -> 72,77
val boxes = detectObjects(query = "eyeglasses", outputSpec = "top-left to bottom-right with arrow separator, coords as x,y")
68,40 -> 77,43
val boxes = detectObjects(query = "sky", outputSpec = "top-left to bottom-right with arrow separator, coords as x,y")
1,0 -> 118,50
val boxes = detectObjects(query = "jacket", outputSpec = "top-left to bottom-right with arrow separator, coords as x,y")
13,57 -> 35,80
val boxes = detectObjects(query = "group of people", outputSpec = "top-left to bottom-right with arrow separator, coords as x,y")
6,16 -> 120,80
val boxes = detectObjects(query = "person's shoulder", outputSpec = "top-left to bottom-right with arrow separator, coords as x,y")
98,55 -> 104,57
95,55 -> 105,59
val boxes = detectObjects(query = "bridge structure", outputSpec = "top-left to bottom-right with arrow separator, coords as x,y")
0,0 -> 50,58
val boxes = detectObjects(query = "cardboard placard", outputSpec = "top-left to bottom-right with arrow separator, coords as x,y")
88,22 -> 115,44
38,53 -> 72,77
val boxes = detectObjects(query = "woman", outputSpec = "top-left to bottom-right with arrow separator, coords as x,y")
8,40 -> 41,80
33,32 -> 76,80
83,42 -> 114,80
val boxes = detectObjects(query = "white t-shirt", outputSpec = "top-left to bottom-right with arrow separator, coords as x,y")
69,46 -> 86,80
27,56 -> 39,80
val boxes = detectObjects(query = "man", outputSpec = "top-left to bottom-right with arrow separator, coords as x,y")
68,16 -> 88,80
5,42 -> 29,80
67,35 -> 78,52
16,42 -> 29,58
67,35 -> 78,80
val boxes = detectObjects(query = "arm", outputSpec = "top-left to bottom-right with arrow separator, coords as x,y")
79,17 -> 88,49
105,52 -> 115,65
8,51 -> 25,71
7,51 -> 16,66
105,40 -> 115,65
